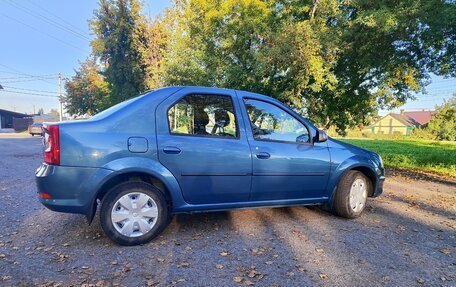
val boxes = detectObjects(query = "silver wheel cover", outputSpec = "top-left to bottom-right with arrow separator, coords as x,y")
349,177 -> 368,213
111,192 -> 159,237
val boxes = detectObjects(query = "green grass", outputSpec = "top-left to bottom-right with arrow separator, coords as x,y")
340,138 -> 456,178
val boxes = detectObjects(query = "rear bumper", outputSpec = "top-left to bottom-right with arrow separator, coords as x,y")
35,163 -> 112,215
372,176 -> 385,197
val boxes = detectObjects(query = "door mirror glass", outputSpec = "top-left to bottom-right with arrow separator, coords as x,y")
317,129 -> 328,142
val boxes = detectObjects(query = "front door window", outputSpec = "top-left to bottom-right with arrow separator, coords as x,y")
244,99 -> 310,143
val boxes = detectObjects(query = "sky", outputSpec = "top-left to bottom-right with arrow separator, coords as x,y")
0,0 -> 454,116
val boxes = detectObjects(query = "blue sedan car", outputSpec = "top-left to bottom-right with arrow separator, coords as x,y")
36,86 -> 384,245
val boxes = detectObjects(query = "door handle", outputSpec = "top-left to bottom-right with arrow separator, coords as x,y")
163,146 -> 181,154
256,152 -> 270,159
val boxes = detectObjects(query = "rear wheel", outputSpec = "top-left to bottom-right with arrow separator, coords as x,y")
333,171 -> 371,219
100,181 -> 169,246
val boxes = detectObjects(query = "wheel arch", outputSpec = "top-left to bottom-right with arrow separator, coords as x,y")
348,166 -> 377,196
85,158 -> 185,223
327,156 -> 379,200
96,171 -> 172,204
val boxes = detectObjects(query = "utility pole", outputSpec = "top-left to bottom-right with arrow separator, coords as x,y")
58,72 -> 63,121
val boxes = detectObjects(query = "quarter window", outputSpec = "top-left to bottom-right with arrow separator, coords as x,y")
168,94 -> 238,138
244,99 -> 310,143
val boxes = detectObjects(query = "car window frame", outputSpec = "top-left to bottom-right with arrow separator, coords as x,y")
242,97 -> 313,145
166,92 -> 241,140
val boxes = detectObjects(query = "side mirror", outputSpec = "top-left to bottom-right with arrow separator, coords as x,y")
317,129 -> 328,143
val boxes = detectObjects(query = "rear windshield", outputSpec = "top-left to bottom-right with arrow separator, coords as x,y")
90,93 -> 148,120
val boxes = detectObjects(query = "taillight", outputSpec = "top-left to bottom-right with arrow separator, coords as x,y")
43,125 -> 60,165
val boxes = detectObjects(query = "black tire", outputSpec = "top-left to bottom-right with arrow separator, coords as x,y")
100,181 -> 170,246
333,170 -> 371,219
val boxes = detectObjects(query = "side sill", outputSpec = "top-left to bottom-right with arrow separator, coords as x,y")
172,197 -> 328,214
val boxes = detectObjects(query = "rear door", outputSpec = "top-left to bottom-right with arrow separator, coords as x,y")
239,96 -> 331,201
156,87 -> 252,204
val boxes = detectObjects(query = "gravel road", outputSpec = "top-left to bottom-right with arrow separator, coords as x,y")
0,136 -> 455,287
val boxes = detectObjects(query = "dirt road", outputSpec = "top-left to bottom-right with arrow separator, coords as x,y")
0,137 -> 454,286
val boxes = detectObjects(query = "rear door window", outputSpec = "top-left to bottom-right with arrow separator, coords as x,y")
168,94 -> 238,138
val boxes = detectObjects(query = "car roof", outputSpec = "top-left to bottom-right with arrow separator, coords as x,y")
153,86 -> 282,104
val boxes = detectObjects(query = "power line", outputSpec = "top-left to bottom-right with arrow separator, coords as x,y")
1,85 -> 60,95
0,77 -> 59,84
26,0 -> 90,36
0,70 -> 34,76
0,89 -> 59,98
0,64 -> 59,86
0,12 -> 88,53
4,0 -> 91,42
0,74 -> 57,80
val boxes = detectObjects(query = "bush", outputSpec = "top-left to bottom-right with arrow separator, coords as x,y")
427,96 -> 456,141
410,127 -> 436,140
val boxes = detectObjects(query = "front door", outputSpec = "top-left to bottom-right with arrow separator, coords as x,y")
240,97 -> 330,201
156,88 -> 252,204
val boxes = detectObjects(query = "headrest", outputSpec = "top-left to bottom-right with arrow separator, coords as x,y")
194,109 -> 209,126
214,109 -> 230,128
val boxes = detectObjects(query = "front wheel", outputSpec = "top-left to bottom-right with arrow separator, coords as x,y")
100,181 -> 170,246
333,171 -> 371,219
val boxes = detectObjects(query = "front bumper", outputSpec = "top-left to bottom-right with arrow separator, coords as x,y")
372,175 -> 385,197
35,163 -> 112,215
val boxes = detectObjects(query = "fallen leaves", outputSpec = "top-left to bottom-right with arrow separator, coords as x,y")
319,274 -> 328,279
244,280 -> 255,286
232,266 -> 266,285
1,275 -> 12,281
55,253 -> 69,263
295,265 -> 306,272
251,247 -> 266,256
122,263 -> 132,273
233,276 -> 243,283
146,278 -> 159,286
220,251 -> 229,257
177,261 -> 190,268
246,269 -> 263,279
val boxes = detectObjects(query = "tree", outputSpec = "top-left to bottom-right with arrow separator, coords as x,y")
161,0 -> 456,133
142,14 -> 172,89
49,109 -> 59,117
90,0 -> 150,105
65,0 -> 455,133
427,95 -> 456,141
64,57 -> 109,116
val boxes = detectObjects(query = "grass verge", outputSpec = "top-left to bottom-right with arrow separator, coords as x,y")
340,138 -> 456,179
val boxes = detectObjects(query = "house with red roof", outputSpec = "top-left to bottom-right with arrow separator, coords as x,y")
370,110 -> 436,135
